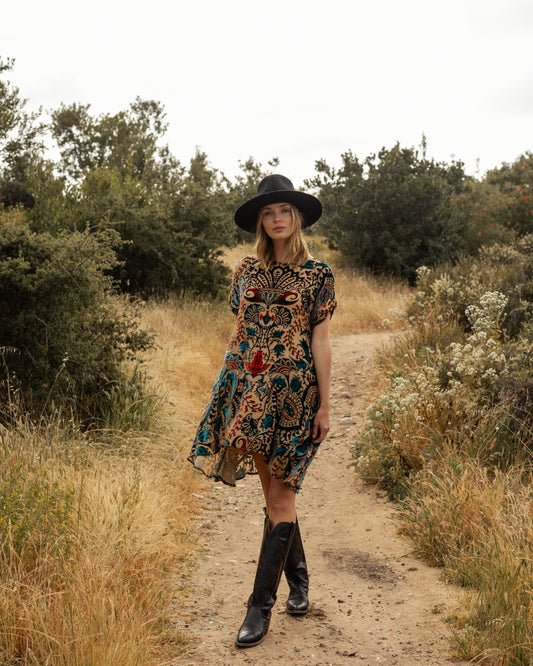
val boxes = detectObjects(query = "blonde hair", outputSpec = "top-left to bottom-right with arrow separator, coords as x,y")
255,204 -> 310,269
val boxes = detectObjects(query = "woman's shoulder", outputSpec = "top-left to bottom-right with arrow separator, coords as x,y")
233,254 -> 258,277
305,257 -> 335,276
234,254 -> 258,268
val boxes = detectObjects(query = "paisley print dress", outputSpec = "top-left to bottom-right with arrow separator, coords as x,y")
188,255 -> 336,492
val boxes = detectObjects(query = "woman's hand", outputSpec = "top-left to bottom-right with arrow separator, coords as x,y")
312,404 -> 330,443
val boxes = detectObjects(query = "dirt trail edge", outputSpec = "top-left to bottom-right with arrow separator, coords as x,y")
173,332 -> 467,666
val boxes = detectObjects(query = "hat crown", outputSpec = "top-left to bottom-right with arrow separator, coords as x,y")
256,174 -> 296,197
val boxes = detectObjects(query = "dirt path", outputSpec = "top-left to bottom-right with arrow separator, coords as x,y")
174,332 -> 467,666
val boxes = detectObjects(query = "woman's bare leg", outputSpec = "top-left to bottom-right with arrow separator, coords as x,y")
252,453 -> 296,526
268,477 -> 296,526
252,452 -> 271,514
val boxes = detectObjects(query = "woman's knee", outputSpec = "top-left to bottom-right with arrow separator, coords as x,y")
268,479 -> 296,520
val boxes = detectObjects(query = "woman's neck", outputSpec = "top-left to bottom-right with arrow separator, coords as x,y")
272,240 -> 290,264
269,240 -> 311,265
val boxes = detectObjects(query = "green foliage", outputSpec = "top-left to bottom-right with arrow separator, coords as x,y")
410,236 -> 533,336
0,464 -> 73,562
309,142 -> 468,282
486,150 -> 533,189
0,57 -> 45,208
0,57 -> 20,139
45,97 -> 232,298
450,170 -> 533,256
50,98 -> 174,183
485,152 -> 533,237
447,180 -> 511,254
0,208 -> 154,421
72,155 -> 230,298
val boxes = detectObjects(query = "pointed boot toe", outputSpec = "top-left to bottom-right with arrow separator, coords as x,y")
286,591 -> 309,615
235,605 -> 270,647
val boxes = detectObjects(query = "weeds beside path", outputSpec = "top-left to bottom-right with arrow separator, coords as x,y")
172,332 -> 468,666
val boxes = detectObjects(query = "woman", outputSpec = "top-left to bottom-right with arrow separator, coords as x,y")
188,174 -> 336,648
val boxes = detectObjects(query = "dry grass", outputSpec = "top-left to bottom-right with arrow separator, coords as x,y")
331,267 -> 411,335
140,297 -> 233,432
0,415 -> 202,664
401,454 -> 533,664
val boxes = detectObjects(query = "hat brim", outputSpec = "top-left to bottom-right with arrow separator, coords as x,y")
234,190 -> 322,233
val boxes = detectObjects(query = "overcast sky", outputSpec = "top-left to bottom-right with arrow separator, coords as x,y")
2,0 -> 533,185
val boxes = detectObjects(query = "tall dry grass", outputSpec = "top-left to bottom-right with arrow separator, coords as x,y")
0,415 -> 202,664
139,298 -> 233,436
400,454 -> 533,664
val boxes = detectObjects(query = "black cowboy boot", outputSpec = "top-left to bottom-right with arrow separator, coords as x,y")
284,518 -> 309,614
236,521 -> 295,647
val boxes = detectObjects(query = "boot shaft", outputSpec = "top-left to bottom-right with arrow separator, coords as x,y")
251,521 -> 295,609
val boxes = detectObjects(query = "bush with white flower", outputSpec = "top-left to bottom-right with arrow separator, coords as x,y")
355,270 -> 531,498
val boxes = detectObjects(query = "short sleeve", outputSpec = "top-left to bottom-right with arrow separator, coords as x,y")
310,265 -> 337,327
229,256 -> 253,315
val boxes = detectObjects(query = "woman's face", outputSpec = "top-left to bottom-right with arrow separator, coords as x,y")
260,202 -> 294,241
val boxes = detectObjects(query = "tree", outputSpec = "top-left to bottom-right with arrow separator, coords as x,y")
309,144 -> 468,282
50,98 -> 176,183
485,151 -> 533,190
45,104 -> 231,298
483,152 -> 533,236
0,57 -> 45,207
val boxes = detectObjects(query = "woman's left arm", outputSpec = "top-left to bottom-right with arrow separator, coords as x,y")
311,316 -> 332,443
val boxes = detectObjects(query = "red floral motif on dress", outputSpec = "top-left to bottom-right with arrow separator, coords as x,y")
246,351 -> 270,376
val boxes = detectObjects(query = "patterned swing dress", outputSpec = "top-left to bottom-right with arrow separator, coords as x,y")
188,255 -> 336,492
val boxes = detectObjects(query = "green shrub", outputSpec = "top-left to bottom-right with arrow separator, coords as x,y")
409,235 -> 533,335
354,290 -> 519,497
0,208 -> 154,422
0,464 -> 73,563
309,143 -> 468,283
64,163 -> 231,299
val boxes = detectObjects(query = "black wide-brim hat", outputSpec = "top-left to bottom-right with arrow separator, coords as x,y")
234,174 -> 322,233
